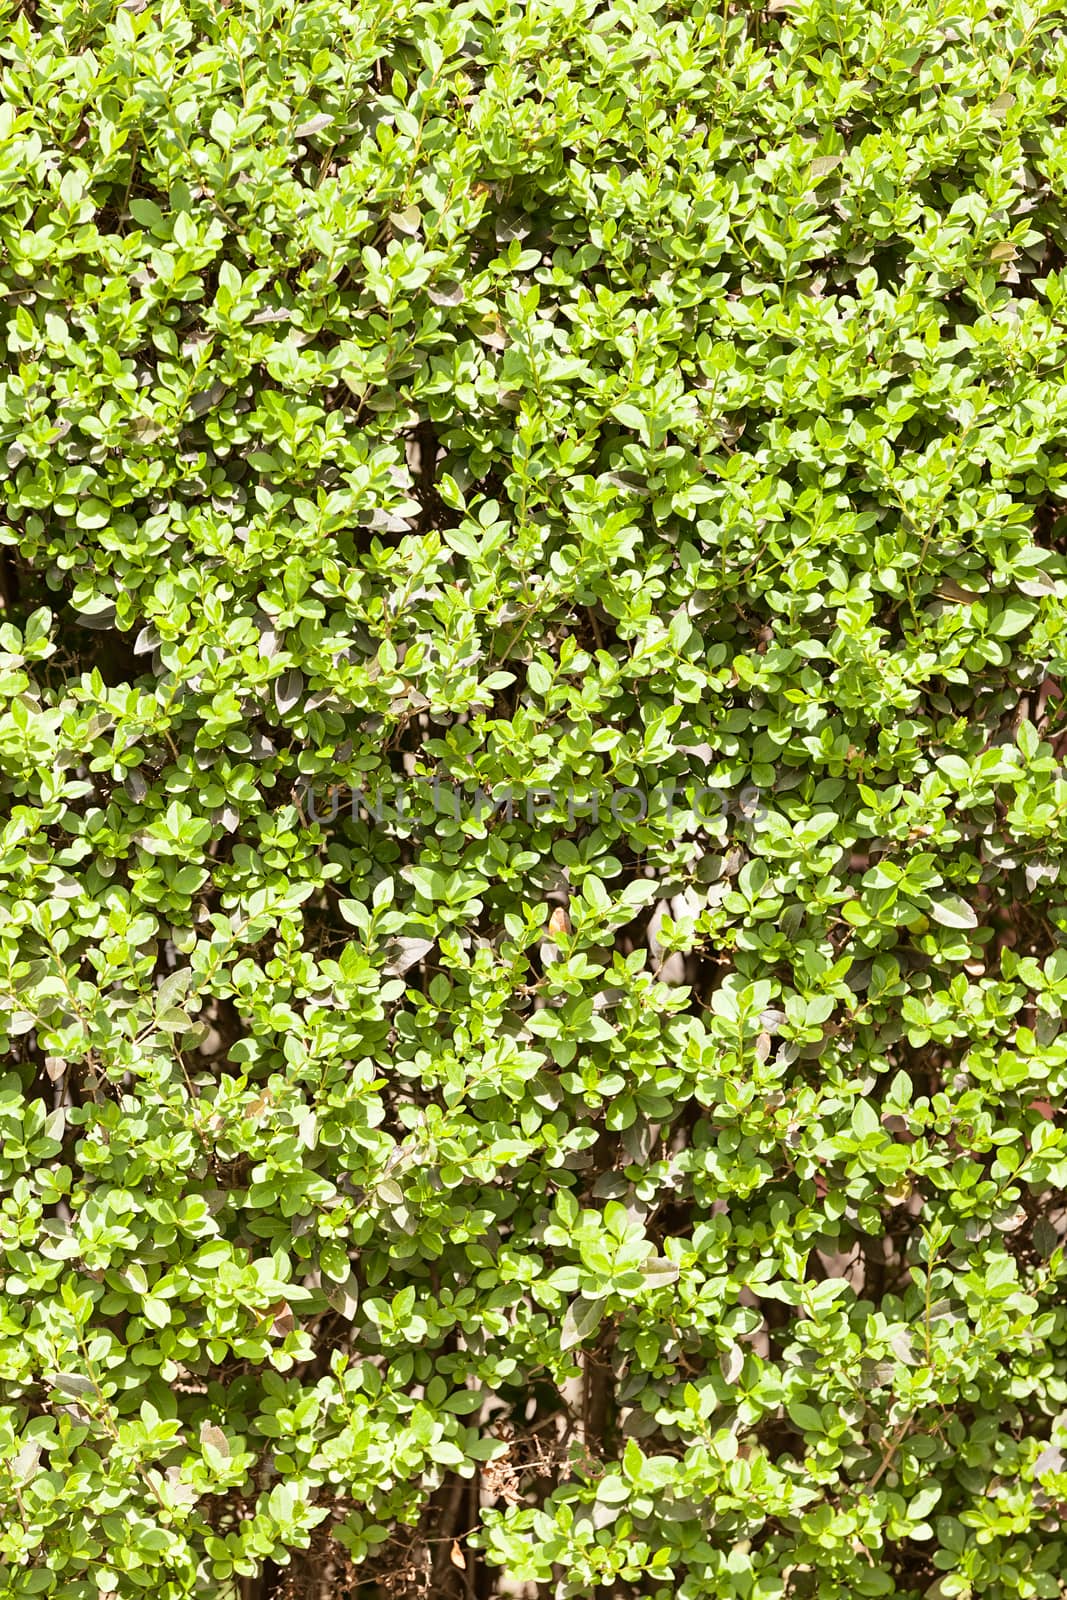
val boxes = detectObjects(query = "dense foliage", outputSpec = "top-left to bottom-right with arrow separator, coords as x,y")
4,0 -> 1067,1596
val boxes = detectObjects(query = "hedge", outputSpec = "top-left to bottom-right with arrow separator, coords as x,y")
3,0 -> 1067,1596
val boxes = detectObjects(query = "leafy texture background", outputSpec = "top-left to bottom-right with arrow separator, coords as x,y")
3,0 -> 1067,1596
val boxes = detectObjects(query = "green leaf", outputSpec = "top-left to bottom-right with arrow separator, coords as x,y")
560,1296 -> 604,1351
928,895 -> 979,930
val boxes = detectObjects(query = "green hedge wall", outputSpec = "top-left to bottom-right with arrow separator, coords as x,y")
4,0 -> 1067,1596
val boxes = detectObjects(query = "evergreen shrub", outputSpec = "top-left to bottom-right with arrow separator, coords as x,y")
3,0 -> 1067,1596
